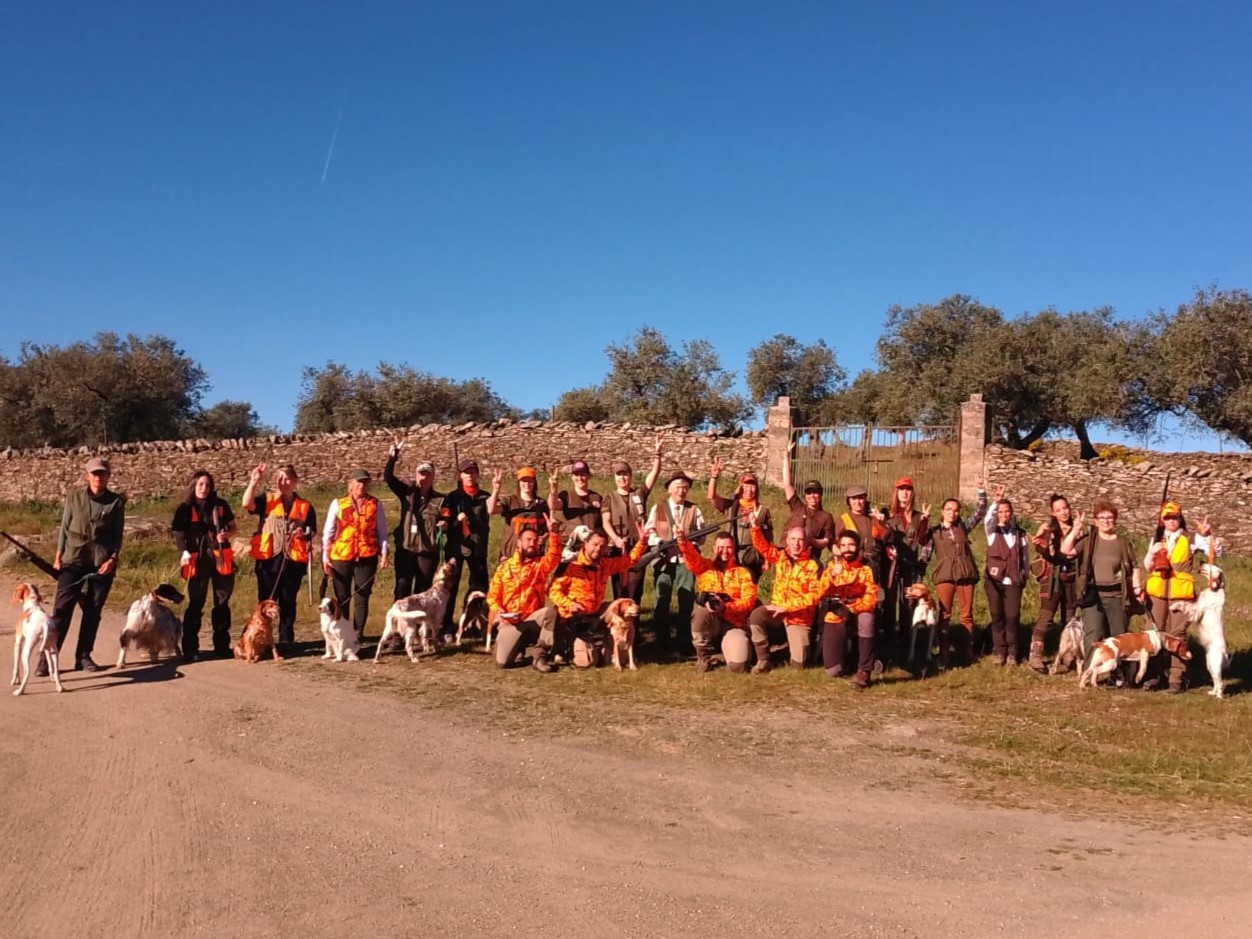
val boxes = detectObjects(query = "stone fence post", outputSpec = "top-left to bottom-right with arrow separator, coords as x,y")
958,393 -> 989,503
765,396 -> 793,488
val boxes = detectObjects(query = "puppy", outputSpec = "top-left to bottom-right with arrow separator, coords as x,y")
456,590 -> 490,647
117,584 -> 184,668
11,583 -> 63,695
1079,629 -> 1191,689
904,583 -> 938,664
318,596 -> 360,662
1050,614 -> 1086,675
377,559 -> 457,663
233,599 -> 282,663
602,597 -> 639,672
1171,563 -> 1228,698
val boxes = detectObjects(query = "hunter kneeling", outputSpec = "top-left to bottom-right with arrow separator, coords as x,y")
818,529 -> 878,689
677,529 -> 757,673
747,516 -> 822,673
489,526 -> 564,672
547,530 -> 648,669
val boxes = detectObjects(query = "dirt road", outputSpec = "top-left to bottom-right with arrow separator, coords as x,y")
3,597 -> 1250,939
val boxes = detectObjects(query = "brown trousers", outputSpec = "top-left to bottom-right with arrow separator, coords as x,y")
1149,595 -> 1189,689
934,581 -> 975,665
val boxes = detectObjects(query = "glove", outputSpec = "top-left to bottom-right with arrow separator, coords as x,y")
180,551 -> 192,566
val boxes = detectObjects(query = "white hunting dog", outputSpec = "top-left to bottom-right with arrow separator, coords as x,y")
1171,562 -> 1228,698
318,596 -> 360,662
117,584 -> 184,669
376,560 -> 457,663
11,583 -> 63,695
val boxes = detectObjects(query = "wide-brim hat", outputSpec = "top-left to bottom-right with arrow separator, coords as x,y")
666,471 -> 693,487
845,484 -> 868,499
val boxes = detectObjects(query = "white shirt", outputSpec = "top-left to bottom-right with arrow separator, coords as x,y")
645,500 -> 706,565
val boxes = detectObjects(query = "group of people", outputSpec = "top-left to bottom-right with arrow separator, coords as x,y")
39,449 -> 1223,694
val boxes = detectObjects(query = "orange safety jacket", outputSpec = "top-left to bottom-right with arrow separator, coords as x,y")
678,538 -> 757,627
819,558 -> 878,621
328,495 -> 380,562
487,532 -> 563,620
1145,533 -> 1195,600
186,502 -> 235,576
549,539 -> 648,618
250,493 -> 312,563
750,527 -> 821,627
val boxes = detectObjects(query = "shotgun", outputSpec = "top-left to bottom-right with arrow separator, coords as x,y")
629,515 -> 737,572
0,530 -> 59,579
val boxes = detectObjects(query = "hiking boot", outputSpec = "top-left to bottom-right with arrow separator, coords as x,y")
694,651 -> 712,674
851,669 -> 871,690
77,655 -> 101,673
532,649 -> 554,674
1028,641 -> 1047,674
750,659 -> 771,675
1005,654 -> 1018,667
1166,684 -> 1184,695
870,659 -> 885,680
787,659 -> 806,671
992,654 -> 1007,667
35,658 -> 50,678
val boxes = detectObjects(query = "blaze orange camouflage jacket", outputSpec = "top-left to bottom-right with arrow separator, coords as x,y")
549,539 -> 648,618
750,527 -> 821,627
678,538 -> 757,627
819,558 -> 878,620
487,531 -> 562,620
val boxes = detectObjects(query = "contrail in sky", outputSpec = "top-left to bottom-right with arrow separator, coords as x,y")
321,104 -> 344,184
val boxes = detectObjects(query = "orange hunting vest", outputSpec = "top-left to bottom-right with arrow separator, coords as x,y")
249,493 -> 312,563
328,496 -> 380,562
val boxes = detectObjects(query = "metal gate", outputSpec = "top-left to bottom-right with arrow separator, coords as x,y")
790,425 -> 959,508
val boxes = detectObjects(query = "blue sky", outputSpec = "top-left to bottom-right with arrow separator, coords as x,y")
2,1 -> 1249,448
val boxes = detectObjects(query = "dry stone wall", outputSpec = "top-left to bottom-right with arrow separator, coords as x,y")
985,443 -> 1252,551
0,420 -> 767,504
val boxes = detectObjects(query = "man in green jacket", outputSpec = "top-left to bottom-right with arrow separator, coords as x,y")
45,457 -> 126,673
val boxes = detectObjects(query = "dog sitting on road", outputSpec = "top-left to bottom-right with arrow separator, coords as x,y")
11,583 -> 63,696
318,596 -> 360,662
117,583 -> 184,669
233,599 -> 282,663
1079,629 -> 1191,689
1049,614 -> 1086,675
1171,562 -> 1228,698
456,590 -> 489,647
376,559 -> 457,663
602,597 -> 639,672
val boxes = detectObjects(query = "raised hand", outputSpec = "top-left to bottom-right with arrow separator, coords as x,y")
388,441 -> 401,459
921,502 -> 932,518
492,467 -> 504,489
993,484 -> 1006,502
249,463 -> 266,486
711,455 -> 723,479
654,434 -> 664,457
548,470 -> 559,493
1198,515 -> 1213,537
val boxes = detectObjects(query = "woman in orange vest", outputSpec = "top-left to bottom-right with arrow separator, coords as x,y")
322,468 -> 390,640
242,462 -> 317,649
172,470 -> 238,661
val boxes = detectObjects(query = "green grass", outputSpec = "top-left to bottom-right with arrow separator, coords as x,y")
5,477 -> 1252,816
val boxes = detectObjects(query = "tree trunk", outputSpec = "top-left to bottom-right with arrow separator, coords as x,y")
1004,419 -> 1051,450
1073,420 -> 1098,460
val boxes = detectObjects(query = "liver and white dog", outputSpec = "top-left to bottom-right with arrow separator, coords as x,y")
1171,562 -> 1228,698
1079,629 -> 1191,689
456,591 -> 489,647
11,583 -> 63,695
318,596 -> 360,662
376,560 -> 457,663
905,583 -> 937,664
117,584 -> 184,669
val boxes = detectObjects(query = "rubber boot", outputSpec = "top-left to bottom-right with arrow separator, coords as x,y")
1028,640 -> 1047,674
751,640 -> 771,674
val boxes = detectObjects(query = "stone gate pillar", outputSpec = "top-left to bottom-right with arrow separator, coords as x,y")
765,396 -> 793,488
959,393 -> 989,503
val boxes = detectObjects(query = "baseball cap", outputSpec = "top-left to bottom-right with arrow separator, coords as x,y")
894,477 -> 915,489
802,479 -> 824,494
1160,501 -> 1182,519
348,468 -> 371,482
571,460 -> 591,475
84,457 -> 110,473
845,484 -> 868,499
416,461 -> 435,474
739,472 -> 759,485
611,460 -> 632,475
516,466 -> 537,480
459,459 -> 479,473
